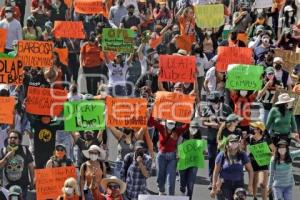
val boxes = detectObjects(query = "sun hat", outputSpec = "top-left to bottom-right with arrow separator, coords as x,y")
273,57 -> 284,64
82,145 -> 106,161
101,176 -> 126,194
275,93 -> 295,105
249,121 -> 266,131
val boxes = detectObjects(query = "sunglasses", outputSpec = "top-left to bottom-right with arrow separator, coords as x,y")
108,184 -> 120,190
56,148 -> 65,151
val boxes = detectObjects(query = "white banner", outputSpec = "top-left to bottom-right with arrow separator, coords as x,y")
138,195 -> 189,200
254,0 -> 272,8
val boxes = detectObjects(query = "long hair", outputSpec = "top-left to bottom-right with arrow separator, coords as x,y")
283,11 -> 296,28
62,177 -> 80,196
224,140 -> 242,165
274,146 -> 292,166
276,103 -> 287,117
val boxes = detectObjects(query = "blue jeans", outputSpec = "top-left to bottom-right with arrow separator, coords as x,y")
114,160 -> 123,179
179,167 -> 198,199
207,141 -> 218,182
272,185 -> 293,200
156,151 -> 177,195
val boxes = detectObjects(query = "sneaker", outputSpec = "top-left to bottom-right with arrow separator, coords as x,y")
159,192 -> 166,196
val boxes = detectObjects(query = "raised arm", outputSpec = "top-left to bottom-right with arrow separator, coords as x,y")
108,127 -> 123,141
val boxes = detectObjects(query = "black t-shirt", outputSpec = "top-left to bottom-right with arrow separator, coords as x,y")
121,15 -> 140,28
50,3 -> 67,22
0,145 -> 33,188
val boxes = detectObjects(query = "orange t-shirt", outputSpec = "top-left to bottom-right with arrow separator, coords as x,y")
178,16 -> 195,37
80,42 -> 102,68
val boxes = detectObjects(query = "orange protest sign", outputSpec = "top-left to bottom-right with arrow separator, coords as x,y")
0,28 -> 7,53
54,48 -> 68,66
175,35 -> 194,52
25,86 -> 67,116
152,91 -> 196,123
216,46 -> 253,72
0,97 -> 15,124
53,21 -> 85,39
0,58 -> 23,85
17,40 -> 53,67
64,0 -> 73,8
237,33 -> 248,45
35,166 -> 76,200
149,36 -> 162,49
106,97 -> 147,127
159,55 -> 196,83
74,0 -> 105,14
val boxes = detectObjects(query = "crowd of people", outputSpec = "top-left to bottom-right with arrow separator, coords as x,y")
0,0 -> 300,200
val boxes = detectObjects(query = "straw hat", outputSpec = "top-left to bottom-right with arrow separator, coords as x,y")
273,57 -> 284,64
82,145 -> 106,161
275,93 -> 295,105
249,121 -> 266,131
101,176 -> 126,194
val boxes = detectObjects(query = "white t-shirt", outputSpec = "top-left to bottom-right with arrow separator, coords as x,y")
196,54 -> 209,77
139,56 -> 147,76
67,92 -> 84,101
205,66 -> 217,92
107,62 -> 129,87
275,70 -> 292,86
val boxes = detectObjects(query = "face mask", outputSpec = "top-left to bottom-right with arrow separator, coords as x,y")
89,154 -> 98,161
55,151 -> 65,159
256,9 -> 263,14
228,142 -> 239,149
212,103 -> 220,110
278,148 -> 286,155
267,74 -> 274,80
274,64 -> 282,70
11,1 -> 16,6
189,127 -> 198,135
64,187 -> 74,195
5,12 -> 13,19
166,122 -> 176,130
206,31 -> 212,36
288,12 -> 294,17
262,38 -> 270,44
287,101 -> 293,109
240,90 -> 247,97
85,134 -> 93,141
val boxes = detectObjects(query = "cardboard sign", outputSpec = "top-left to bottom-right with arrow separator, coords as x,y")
226,64 -> 263,91
74,0 -> 105,14
17,40 -> 53,68
0,97 -> 15,124
159,55 -> 196,83
249,142 -> 271,166
102,28 -> 135,53
194,4 -> 224,28
106,97 -> 147,128
152,91 -> 195,123
53,21 -> 85,39
254,0 -> 273,8
139,195 -> 189,200
0,58 -> 23,85
177,139 -> 206,170
274,49 -> 300,73
26,86 -> 67,116
216,46 -> 253,72
54,48 -> 68,66
64,100 -> 105,131
35,166 -> 76,200
0,28 -> 7,53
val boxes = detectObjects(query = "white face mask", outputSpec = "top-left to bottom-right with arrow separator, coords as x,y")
64,187 -> 74,195
288,12 -> 294,17
5,12 -> 13,19
166,122 -> 176,130
189,127 -> 198,135
240,90 -> 247,97
257,8 -> 263,14
206,31 -> 212,36
278,148 -> 287,155
262,37 -> 270,45
287,102 -> 293,109
89,154 -> 98,161
11,1 -> 16,6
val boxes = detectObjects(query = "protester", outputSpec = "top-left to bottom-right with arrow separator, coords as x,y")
46,144 -> 73,168
57,177 -> 81,200
92,176 -> 126,200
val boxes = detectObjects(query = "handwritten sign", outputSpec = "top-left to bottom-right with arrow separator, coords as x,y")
54,48 -> 68,66
0,97 -> 15,124
274,49 -> 300,73
226,64 -> 263,91
35,166 -> 76,200
139,195 -> 189,200
0,58 -> 23,85
152,91 -> 195,123
102,28 -> 135,53
254,0 -> 273,8
74,0 -> 105,14
17,40 -> 53,68
0,28 -> 7,53
159,55 -> 196,83
26,86 -> 67,116
106,97 -> 147,128
53,21 -> 85,39
194,4 -> 224,28
177,139 -> 206,170
64,100 -> 105,131
216,46 -> 253,72
249,142 -> 271,166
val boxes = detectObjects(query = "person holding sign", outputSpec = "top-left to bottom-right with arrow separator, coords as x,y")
245,121 -> 275,200
268,139 -> 300,200
45,144 -> 74,168
210,134 -> 254,200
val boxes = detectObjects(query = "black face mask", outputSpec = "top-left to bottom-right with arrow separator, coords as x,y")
85,134 -> 93,141
71,87 -> 77,93
128,11 -> 134,16
195,48 -> 203,54
274,64 -> 282,70
231,33 -> 238,41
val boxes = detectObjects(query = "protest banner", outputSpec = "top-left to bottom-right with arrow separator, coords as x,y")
74,0 -> 105,14
0,58 -> 23,85
0,97 -> 15,124
35,166 -> 76,200
159,55 -> 196,83
25,86 -> 67,116
177,139 -> 207,170
194,4 -> 224,28
54,48 -> 68,66
106,97 -> 147,128
216,46 -> 253,72
175,35 -> 194,52
274,49 -> 300,73
254,0 -> 272,8
226,64 -> 263,91
0,28 -> 7,53
64,100 -> 105,131
17,40 -> 53,67
102,28 -> 135,53
248,142 -> 271,166
53,21 -> 85,39
139,195 -> 189,200
152,91 -> 195,123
